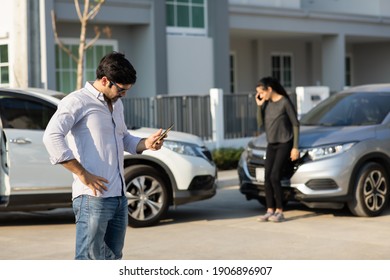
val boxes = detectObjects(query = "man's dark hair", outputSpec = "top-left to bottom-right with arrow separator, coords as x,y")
96,52 -> 137,84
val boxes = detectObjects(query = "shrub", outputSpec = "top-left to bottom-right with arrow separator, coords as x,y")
212,147 -> 244,170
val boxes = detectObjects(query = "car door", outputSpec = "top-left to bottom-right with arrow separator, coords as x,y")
0,125 -> 10,206
0,91 -> 72,197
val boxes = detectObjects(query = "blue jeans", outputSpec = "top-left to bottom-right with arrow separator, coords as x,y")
72,195 -> 128,260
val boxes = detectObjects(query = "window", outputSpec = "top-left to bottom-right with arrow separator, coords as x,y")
55,40 -> 116,93
345,55 -> 352,87
0,44 -> 9,85
230,53 -> 237,93
271,53 -> 293,88
166,0 -> 207,35
0,94 -> 56,130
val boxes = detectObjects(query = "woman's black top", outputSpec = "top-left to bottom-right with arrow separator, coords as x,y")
259,97 -> 299,148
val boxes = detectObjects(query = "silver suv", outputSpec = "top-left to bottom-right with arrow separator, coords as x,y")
0,88 -> 217,227
238,84 -> 390,217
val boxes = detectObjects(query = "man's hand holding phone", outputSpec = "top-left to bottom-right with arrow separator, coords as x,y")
154,123 -> 174,145
145,123 -> 174,151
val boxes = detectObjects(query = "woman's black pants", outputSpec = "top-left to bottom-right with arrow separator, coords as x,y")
264,141 -> 292,210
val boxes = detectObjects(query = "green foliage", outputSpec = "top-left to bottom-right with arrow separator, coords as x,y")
212,147 -> 244,170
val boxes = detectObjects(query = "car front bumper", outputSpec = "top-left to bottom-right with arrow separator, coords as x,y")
238,147 -> 357,205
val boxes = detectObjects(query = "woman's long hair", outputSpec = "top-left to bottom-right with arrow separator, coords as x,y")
256,76 -> 297,118
257,76 -> 289,98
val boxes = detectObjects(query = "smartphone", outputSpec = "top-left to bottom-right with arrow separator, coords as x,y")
154,123 -> 174,144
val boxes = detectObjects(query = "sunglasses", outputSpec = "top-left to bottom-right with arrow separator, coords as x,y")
109,81 -> 128,93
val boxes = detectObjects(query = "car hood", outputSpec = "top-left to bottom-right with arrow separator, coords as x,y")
129,127 -> 205,147
251,125 -> 376,149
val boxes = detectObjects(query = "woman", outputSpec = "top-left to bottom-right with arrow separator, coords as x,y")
255,77 -> 300,222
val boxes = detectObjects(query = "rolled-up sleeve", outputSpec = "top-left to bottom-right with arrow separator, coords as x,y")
123,129 -> 142,155
43,101 -> 78,164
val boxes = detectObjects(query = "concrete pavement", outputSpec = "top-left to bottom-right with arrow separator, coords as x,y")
216,169 -> 239,188
1,176 -> 390,260
2,168 -> 390,261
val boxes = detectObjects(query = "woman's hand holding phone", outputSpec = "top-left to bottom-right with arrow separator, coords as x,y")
255,92 -> 265,106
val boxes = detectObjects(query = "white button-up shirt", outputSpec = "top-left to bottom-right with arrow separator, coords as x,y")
43,82 -> 141,199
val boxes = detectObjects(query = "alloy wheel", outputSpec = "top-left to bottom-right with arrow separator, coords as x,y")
363,170 -> 387,212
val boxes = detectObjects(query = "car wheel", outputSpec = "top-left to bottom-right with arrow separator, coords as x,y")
124,165 -> 169,227
348,162 -> 389,217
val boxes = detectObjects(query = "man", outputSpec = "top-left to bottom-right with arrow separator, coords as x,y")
43,52 -> 164,259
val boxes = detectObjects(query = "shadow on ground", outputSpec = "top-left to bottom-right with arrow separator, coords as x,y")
0,208 -> 75,226
1,186 -> 388,227
154,187 -> 357,227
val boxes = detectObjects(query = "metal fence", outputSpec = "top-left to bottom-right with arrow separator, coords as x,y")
223,93 -> 258,139
122,92 -> 259,141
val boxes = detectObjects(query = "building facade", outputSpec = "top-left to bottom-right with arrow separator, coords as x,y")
1,0 -> 390,96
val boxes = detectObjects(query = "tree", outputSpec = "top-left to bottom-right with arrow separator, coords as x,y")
51,0 -> 107,90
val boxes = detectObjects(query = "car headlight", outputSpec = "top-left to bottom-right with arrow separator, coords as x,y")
246,146 -> 253,157
303,142 -> 356,161
163,140 -> 206,159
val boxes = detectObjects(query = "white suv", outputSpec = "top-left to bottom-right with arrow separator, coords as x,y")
0,88 -> 217,227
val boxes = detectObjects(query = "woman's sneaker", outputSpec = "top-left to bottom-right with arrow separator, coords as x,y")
268,212 -> 285,222
257,212 -> 274,222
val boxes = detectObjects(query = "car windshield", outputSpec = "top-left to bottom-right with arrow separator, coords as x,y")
300,91 -> 390,126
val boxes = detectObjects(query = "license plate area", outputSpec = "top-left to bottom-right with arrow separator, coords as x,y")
255,167 -> 265,183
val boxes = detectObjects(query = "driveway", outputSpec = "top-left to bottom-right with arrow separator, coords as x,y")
0,171 -> 389,260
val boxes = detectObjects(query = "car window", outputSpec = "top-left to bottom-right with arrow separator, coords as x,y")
0,94 -> 56,130
300,92 -> 390,126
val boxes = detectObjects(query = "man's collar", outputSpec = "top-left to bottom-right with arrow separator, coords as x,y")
85,81 -> 105,102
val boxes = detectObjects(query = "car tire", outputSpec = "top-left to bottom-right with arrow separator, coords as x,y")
348,162 -> 389,217
124,164 -> 169,227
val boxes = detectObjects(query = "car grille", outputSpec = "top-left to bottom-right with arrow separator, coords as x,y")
247,162 -> 263,178
247,149 -> 266,178
246,148 -> 295,180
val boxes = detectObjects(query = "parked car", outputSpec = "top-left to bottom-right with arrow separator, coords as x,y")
238,83 -> 390,217
0,88 -> 217,227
